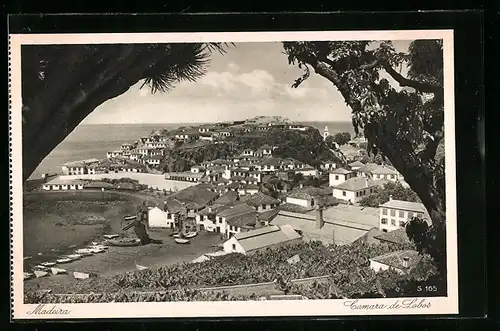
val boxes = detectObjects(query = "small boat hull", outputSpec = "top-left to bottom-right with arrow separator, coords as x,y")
34,270 -> 49,278
184,232 -> 197,239
67,254 -> 82,261
103,234 -> 119,239
41,262 -> 57,267
56,258 -> 72,264
173,234 -> 181,238
107,238 -> 141,247
175,238 -> 190,244
73,271 -> 90,280
51,267 -> 67,275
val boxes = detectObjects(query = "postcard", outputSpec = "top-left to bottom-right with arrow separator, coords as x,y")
9,29 -> 457,319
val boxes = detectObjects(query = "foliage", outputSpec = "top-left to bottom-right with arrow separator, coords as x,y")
21,43 -> 233,181
37,240 -> 435,298
162,142 -> 233,172
283,40 -> 446,273
331,132 -> 352,145
359,181 -> 420,207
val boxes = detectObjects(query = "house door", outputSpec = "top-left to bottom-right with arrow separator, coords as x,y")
216,227 -> 220,233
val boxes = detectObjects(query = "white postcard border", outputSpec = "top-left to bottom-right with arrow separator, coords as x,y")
9,30 -> 458,319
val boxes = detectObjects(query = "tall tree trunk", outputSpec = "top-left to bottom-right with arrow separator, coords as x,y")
308,60 -> 446,227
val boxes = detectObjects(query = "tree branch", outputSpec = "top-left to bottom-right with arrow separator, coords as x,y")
360,58 -> 443,94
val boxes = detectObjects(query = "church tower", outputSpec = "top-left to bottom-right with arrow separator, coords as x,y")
323,125 -> 329,141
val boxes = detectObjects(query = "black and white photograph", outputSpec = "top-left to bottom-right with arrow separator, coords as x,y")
10,30 -> 457,319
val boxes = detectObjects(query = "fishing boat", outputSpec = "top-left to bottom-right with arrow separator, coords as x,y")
75,248 -> 93,256
56,257 -> 72,264
135,264 -> 148,271
73,271 -> 90,280
50,267 -> 67,275
34,265 -> 49,270
103,234 -> 119,239
87,247 -> 105,254
173,234 -> 182,238
67,254 -> 82,261
175,238 -> 190,244
40,261 -> 57,267
107,238 -> 141,247
184,231 -> 198,239
169,231 -> 180,237
34,270 -> 49,278
23,272 -> 33,280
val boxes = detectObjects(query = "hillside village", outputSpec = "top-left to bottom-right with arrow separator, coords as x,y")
34,116 -> 431,275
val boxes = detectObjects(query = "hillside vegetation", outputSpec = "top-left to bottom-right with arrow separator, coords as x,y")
161,127 -> 340,172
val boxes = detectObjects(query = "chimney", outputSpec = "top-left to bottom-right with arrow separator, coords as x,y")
316,204 -> 324,229
402,256 -> 409,268
389,195 -> 393,201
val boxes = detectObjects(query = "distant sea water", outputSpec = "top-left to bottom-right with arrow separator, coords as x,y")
30,121 -> 354,180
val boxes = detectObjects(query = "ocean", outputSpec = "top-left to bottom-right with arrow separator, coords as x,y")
30,121 -> 354,179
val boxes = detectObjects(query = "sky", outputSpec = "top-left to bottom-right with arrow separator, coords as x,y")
83,40 -> 411,125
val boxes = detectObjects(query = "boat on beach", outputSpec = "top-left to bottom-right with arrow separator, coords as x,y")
40,261 -> 57,267
175,238 -> 190,244
173,234 -> 182,238
56,257 -> 72,264
34,270 -> 49,278
103,234 -> 119,239
23,272 -> 33,280
34,265 -> 49,270
50,267 -> 67,275
73,271 -> 90,280
184,232 -> 197,239
75,248 -> 94,256
67,254 -> 82,261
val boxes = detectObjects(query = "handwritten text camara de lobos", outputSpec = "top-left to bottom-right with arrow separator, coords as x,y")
343,299 -> 432,310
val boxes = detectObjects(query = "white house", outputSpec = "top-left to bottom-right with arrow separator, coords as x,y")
371,165 -> 400,182
148,206 -> 175,228
106,150 -> 124,159
348,161 -> 365,171
42,178 -> 85,191
332,177 -> 377,203
241,149 -> 255,157
144,155 -> 162,167
223,225 -> 302,255
369,250 -> 420,274
379,197 -> 430,232
215,203 -> 257,237
285,187 -> 332,208
199,134 -> 214,141
258,145 -> 273,156
329,168 -> 356,187
61,158 -> 100,175
288,124 -> 307,131
295,167 -> 318,177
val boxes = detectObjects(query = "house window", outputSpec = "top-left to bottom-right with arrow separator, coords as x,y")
335,175 -> 339,180
391,219 -> 396,226
342,191 -> 346,196
399,211 -> 405,218
381,218 -> 388,224
390,209 -> 396,217
383,229 -> 388,233
408,212 -> 414,219
382,208 -> 388,215
355,192 -> 359,197
391,175 -> 395,179
416,213 -> 423,218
